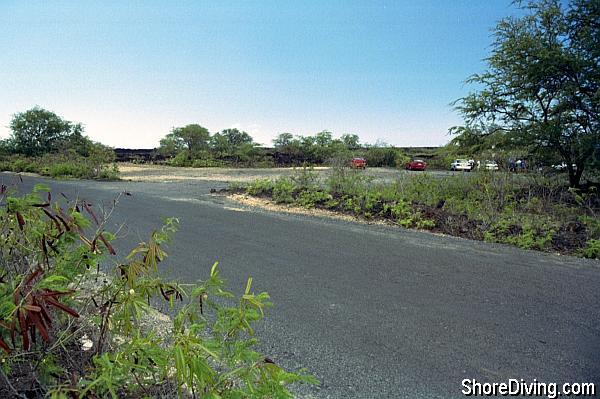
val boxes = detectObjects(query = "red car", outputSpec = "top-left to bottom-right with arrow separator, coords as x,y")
406,159 -> 427,171
350,157 -> 367,169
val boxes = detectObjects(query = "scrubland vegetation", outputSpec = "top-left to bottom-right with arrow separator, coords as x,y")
0,184 -> 315,397
236,167 -> 599,258
154,125 -> 417,169
0,107 -> 118,180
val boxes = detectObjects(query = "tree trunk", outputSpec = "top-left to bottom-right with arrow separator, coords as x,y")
568,164 -> 584,188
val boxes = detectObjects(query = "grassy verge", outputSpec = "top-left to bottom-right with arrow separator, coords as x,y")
0,154 -> 119,180
233,168 -> 600,258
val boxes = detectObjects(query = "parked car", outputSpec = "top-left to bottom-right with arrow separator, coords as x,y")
450,159 -> 473,171
552,162 -> 577,171
478,160 -> 499,170
406,159 -> 427,171
350,157 -> 366,169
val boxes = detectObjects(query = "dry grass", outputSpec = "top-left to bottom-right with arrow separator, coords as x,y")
119,163 -> 431,183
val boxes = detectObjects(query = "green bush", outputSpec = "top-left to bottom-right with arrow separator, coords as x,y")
48,161 -> 93,178
364,147 -> 402,167
191,158 -> 226,168
237,168 -> 599,256
10,158 -> 38,173
578,239 -> 600,259
167,151 -> 191,167
272,177 -> 295,204
296,190 -> 332,208
246,179 -> 274,196
0,154 -> 119,180
0,186 -> 316,397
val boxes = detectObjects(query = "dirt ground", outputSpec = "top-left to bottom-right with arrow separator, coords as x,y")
118,163 -> 445,183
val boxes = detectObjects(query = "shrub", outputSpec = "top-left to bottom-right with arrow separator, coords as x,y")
246,179 -> 274,196
167,151 -> 191,167
272,177 -> 295,204
48,161 -> 93,178
0,185 -> 316,397
0,154 -> 119,180
237,169 -> 599,256
364,147 -> 400,167
10,158 -> 38,173
191,158 -> 226,168
296,190 -> 332,208
578,239 -> 600,259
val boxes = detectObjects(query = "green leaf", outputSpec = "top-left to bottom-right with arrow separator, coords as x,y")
244,277 -> 253,295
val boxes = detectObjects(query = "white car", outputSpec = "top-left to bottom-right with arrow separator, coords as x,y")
450,159 -> 474,171
552,162 -> 577,171
479,160 -> 499,170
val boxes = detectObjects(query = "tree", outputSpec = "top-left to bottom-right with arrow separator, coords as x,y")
172,124 -> 210,153
159,124 -> 210,158
9,107 -> 76,156
273,133 -> 294,148
62,123 -> 94,157
220,128 -> 253,148
341,134 -> 360,149
0,138 -> 12,156
233,142 -> 260,164
456,0 -> 600,187
209,132 -> 230,156
158,133 -> 184,157
314,130 -> 333,147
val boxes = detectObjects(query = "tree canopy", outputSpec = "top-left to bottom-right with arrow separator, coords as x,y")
456,0 -> 599,186
8,107 -> 77,156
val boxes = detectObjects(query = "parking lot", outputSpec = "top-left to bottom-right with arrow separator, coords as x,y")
119,163 -> 459,184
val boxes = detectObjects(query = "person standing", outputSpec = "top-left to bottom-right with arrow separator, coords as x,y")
508,157 -> 515,172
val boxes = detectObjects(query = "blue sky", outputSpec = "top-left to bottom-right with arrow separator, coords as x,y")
0,1 -> 520,148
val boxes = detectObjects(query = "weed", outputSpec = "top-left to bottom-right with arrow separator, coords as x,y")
577,239 -> 600,259
273,178 -> 295,204
0,185 -> 316,397
236,168 -> 599,256
246,179 -> 274,196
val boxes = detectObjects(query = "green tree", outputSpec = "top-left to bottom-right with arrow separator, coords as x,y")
315,130 -> 333,147
341,133 -> 360,149
233,142 -> 260,164
9,107 -> 76,156
0,139 -> 12,157
173,124 -> 210,153
62,123 -> 95,157
273,132 -> 294,148
300,136 -> 318,163
209,132 -> 230,156
220,128 -> 254,148
158,134 -> 185,157
159,124 -> 210,159
364,147 -> 399,167
456,0 -> 600,187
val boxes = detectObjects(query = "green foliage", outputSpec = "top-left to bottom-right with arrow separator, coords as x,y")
246,179 -> 274,196
296,190 -> 331,208
484,215 -> 556,250
3,107 -> 118,179
577,239 -> 600,259
364,147 -> 402,167
0,187 -> 316,397
9,107 -> 75,156
340,133 -> 360,149
0,153 -> 119,180
456,0 -> 600,187
272,178 -> 295,204
238,168 -> 599,256
191,158 -> 226,168
166,150 -> 191,166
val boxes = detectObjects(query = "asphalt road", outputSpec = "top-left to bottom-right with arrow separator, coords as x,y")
3,173 -> 600,398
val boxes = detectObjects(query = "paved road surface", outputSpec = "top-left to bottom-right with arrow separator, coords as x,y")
4,173 -> 599,398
